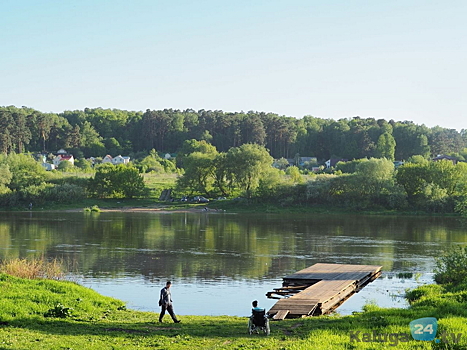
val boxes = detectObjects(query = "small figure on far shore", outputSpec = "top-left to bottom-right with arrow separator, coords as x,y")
158,281 -> 180,323
28,202 -> 33,211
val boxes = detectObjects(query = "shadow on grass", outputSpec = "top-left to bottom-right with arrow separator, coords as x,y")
7,315 -> 309,340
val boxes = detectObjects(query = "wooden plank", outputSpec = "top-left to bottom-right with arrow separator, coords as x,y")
267,263 -> 382,319
284,263 -> 382,282
273,310 -> 289,320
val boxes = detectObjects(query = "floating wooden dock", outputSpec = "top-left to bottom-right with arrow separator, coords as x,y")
266,263 -> 382,320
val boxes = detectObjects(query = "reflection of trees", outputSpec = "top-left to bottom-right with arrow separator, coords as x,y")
1,212 -> 466,280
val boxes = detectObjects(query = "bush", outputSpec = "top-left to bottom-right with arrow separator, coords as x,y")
434,246 -> 467,285
57,161 -> 74,171
0,257 -> 65,280
44,303 -> 74,318
45,183 -> 86,203
84,205 -> 100,212
455,196 -> 467,216
18,183 -> 53,206
88,164 -> 147,198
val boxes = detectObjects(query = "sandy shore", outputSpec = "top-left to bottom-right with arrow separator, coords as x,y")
64,206 -> 219,213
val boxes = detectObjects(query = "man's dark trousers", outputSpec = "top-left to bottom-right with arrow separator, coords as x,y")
159,304 -> 178,322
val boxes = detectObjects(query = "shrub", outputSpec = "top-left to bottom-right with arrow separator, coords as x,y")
44,303 -> 74,318
0,257 -> 65,280
18,183 -> 52,206
434,246 -> 467,285
45,183 -> 86,203
84,205 -> 101,212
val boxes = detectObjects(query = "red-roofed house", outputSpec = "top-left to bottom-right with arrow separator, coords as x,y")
53,154 -> 75,167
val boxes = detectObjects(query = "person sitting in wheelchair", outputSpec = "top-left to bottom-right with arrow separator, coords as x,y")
248,300 -> 270,335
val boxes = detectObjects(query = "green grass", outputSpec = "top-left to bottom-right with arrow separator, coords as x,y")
2,272 -> 467,349
143,172 -> 178,199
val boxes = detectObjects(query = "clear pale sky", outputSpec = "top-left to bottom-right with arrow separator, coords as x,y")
1,0 -> 466,131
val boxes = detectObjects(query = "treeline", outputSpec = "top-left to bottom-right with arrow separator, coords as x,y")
1,106 -> 466,161
2,141 -> 467,215
175,140 -> 467,214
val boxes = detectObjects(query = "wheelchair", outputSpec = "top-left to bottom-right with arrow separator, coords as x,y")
248,309 -> 270,335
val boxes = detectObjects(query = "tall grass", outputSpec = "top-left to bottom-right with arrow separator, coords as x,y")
0,257 -> 65,280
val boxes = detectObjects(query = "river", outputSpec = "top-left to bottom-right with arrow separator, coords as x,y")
1,211 -> 466,316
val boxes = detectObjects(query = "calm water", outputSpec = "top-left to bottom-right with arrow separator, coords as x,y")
1,211 -> 466,316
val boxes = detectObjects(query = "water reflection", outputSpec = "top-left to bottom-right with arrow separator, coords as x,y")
0,211 -> 466,315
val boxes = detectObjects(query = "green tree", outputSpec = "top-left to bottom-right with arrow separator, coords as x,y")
176,151 -> 217,196
427,160 -> 463,196
0,163 -> 12,192
74,158 -> 93,172
57,160 -> 75,171
407,155 -> 429,164
139,149 -> 165,173
286,166 -> 303,183
225,144 -> 273,198
80,121 -> 105,157
35,113 -> 54,152
240,114 -> 266,145
12,113 -> 32,153
335,158 -> 368,174
212,152 -> 233,197
396,163 -> 430,203
88,164 -> 146,198
1,153 -> 47,191
355,158 -> 395,196
176,139 -> 217,168
104,137 -> 122,156
396,160 -> 467,210
375,132 -> 396,160
275,158 -> 289,170
414,134 -> 430,158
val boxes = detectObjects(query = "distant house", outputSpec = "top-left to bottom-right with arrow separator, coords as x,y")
325,158 -> 348,168
101,155 -> 130,165
433,155 -> 457,165
53,150 -> 74,167
112,155 -> 130,165
102,155 -> 113,164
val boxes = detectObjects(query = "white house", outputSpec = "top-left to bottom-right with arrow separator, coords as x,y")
102,155 -> 113,163
101,155 -> 130,165
53,154 -> 74,167
112,155 -> 130,165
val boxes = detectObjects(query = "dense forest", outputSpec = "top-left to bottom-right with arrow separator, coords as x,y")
1,105 -> 466,162
3,105 -> 467,215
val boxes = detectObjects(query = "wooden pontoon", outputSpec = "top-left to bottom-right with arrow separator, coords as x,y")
267,263 -> 382,320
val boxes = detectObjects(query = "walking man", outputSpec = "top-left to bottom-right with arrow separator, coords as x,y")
159,281 -> 180,323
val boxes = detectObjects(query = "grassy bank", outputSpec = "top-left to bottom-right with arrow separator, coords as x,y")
1,273 -> 467,349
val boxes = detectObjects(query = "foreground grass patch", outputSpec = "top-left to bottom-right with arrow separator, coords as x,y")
2,275 -> 467,349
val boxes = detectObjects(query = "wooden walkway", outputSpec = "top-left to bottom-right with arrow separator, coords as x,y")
266,263 -> 382,320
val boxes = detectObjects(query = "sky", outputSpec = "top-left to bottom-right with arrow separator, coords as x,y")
1,0 -> 466,131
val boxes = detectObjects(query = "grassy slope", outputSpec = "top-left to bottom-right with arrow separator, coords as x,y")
1,274 -> 467,349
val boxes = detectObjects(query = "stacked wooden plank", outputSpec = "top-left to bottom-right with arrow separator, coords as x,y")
267,263 -> 382,320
